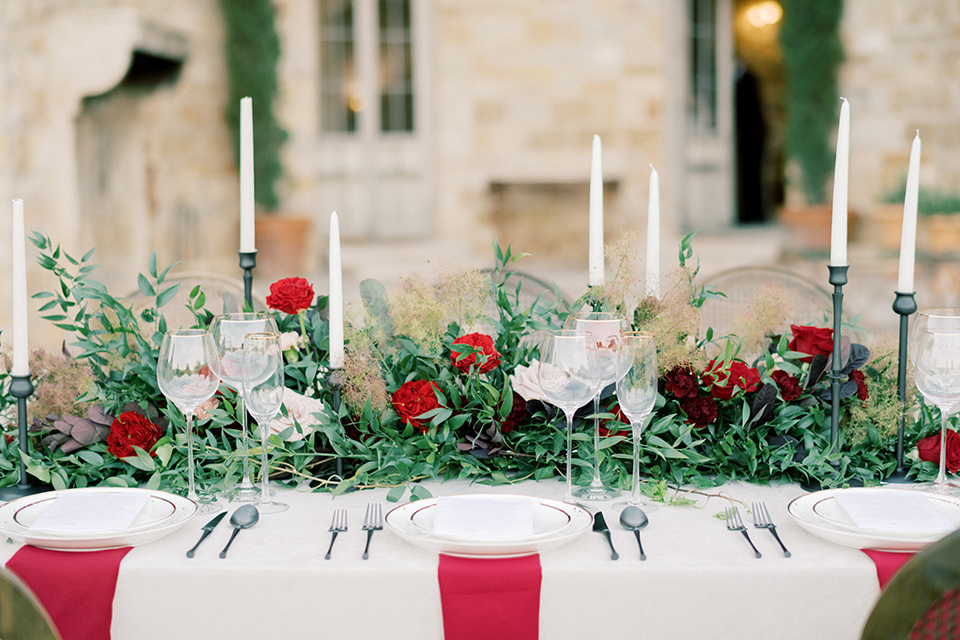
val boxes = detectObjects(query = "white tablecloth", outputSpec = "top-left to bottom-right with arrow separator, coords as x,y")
1,480 -> 883,640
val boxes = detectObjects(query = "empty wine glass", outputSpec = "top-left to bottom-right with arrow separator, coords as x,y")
157,330 -> 223,514
563,311 -> 628,500
912,325 -> 960,494
537,330 -> 601,501
211,312 -> 278,502
243,332 -> 288,513
614,332 -> 659,510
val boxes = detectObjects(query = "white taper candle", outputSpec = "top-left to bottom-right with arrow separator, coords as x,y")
588,134 -> 604,287
830,98 -> 850,266
897,131 -> 921,293
239,97 -> 256,253
329,212 -> 344,369
645,165 -> 661,298
11,198 -> 29,376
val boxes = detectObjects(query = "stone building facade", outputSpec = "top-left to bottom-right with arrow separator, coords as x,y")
1,0 -> 959,351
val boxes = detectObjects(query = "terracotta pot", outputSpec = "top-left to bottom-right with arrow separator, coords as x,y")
926,215 -> 960,255
779,204 -> 833,251
254,215 -> 313,279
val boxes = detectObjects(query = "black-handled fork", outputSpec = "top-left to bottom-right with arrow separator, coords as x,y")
752,501 -> 791,557
325,509 -> 347,560
362,503 -> 383,560
725,507 -> 761,558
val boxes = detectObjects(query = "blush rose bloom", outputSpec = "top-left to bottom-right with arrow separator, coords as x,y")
788,324 -> 834,363
702,360 -> 762,400
266,277 -> 315,315
268,388 -> 328,441
107,411 -> 163,459
450,333 -> 501,374
392,380 -> 443,432
917,429 -> 960,473
510,361 -> 550,404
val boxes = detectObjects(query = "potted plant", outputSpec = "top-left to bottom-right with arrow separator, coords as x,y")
220,0 -> 311,277
777,0 -> 845,249
873,181 -> 960,254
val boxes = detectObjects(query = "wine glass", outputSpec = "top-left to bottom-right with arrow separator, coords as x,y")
243,332 -> 288,513
912,325 -> 960,494
537,330 -> 601,501
563,311 -> 629,500
157,330 -> 223,514
614,332 -> 659,510
211,312 -> 279,501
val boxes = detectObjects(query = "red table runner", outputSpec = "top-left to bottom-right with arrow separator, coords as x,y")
438,554 -> 542,640
861,549 -> 914,589
6,545 -> 132,640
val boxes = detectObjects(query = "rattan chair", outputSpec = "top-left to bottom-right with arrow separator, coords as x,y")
0,567 -> 61,640
861,528 -> 960,640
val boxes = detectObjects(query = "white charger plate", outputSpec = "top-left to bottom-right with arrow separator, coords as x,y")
386,494 -> 592,558
787,487 -> 960,552
0,487 -> 197,551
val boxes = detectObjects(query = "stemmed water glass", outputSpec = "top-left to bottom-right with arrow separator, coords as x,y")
157,330 -> 223,514
211,312 -> 279,501
563,311 -> 628,500
242,332 -> 288,513
614,332 -> 659,510
911,309 -> 960,494
537,330 -> 601,501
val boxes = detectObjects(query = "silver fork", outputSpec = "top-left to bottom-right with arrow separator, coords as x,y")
752,501 -> 791,557
325,509 -> 347,560
725,507 -> 761,558
362,503 -> 383,560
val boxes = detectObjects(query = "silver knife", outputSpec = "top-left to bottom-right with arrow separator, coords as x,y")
592,512 -> 619,560
186,511 -> 227,558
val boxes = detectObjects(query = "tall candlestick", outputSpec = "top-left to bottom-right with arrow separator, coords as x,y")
830,98 -> 850,266
11,198 -> 29,376
645,164 -> 661,298
588,134 -> 604,287
329,212 -> 344,369
897,131 -> 921,293
239,97 -> 256,253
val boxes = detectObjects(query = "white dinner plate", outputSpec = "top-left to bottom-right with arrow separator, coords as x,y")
0,487 -> 197,551
386,494 -> 592,558
787,487 -> 960,552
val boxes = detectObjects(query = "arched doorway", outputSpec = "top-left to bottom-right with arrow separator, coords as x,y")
733,0 -> 785,225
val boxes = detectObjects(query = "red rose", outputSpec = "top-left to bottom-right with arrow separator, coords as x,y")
917,429 -> 960,473
680,395 -> 719,429
849,370 -> 869,401
702,360 -> 762,400
266,277 -> 315,315
450,333 -> 501,374
392,380 -> 443,432
499,393 -> 527,434
107,411 -> 163,459
664,366 -> 699,399
771,370 -> 802,402
788,324 -> 834,363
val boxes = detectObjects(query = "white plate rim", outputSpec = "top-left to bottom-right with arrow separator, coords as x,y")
12,489 -> 180,537
807,487 -> 960,537
0,487 -> 197,550
385,494 -> 592,557
787,487 -> 960,551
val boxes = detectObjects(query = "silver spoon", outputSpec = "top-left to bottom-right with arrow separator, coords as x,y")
219,505 -> 260,559
619,506 -> 649,561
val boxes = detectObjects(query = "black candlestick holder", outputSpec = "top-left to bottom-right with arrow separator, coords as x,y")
239,251 -> 257,310
887,290 -> 918,483
327,368 -> 344,479
0,374 -> 47,501
827,265 -> 849,463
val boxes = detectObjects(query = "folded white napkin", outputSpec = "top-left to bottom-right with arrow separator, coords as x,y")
28,492 -> 152,533
432,495 -> 535,540
833,491 -> 954,533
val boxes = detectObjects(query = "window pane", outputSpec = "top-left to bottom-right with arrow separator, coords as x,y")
378,0 -> 414,132
689,0 -> 717,133
320,0 -> 358,132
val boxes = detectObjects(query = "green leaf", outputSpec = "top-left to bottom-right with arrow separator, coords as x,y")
137,273 -> 156,297
386,485 -> 407,502
410,484 -> 433,501
156,283 -> 181,308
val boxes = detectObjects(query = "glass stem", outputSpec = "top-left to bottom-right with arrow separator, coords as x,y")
259,418 -> 270,501
631,419 -> 642,504
937,408 -> 949,490
185,410 -> 198,501
564,410 -> 575,501
237,393 -> 254,489
590,395 -> 603,489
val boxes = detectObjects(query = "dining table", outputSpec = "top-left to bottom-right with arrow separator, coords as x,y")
0,479 -> 889,640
